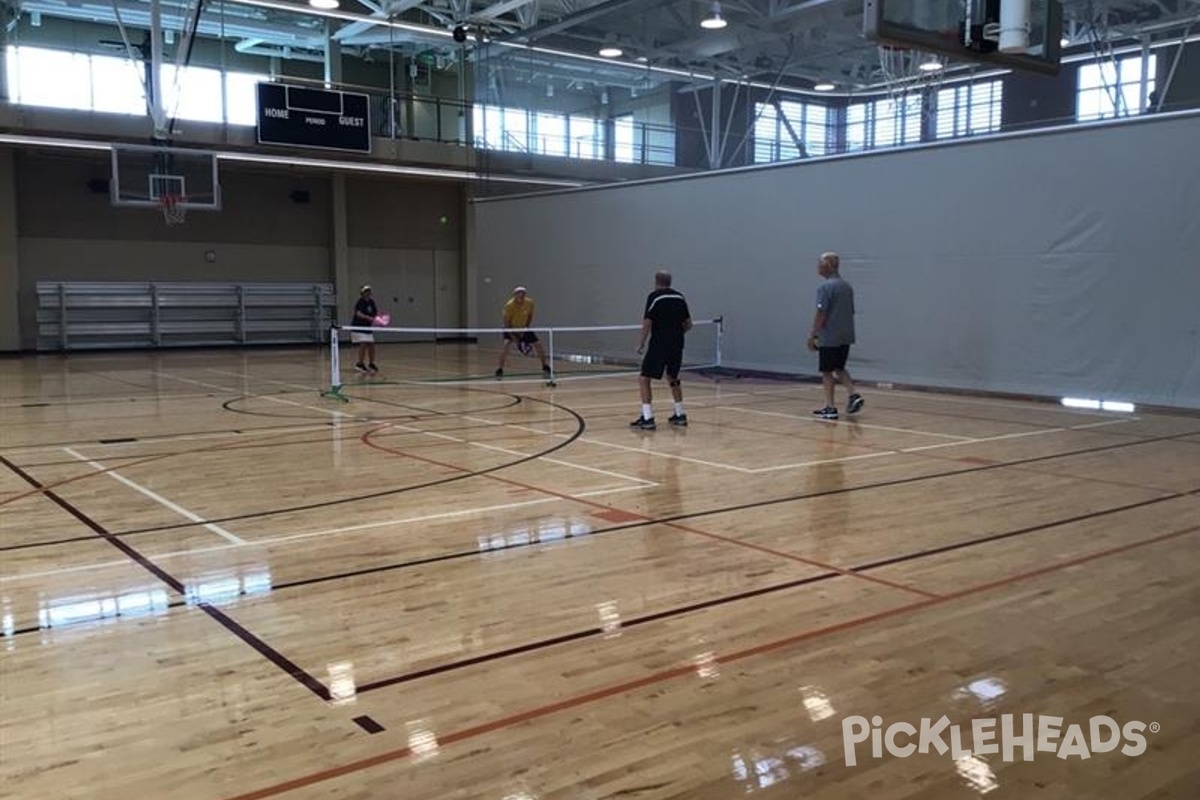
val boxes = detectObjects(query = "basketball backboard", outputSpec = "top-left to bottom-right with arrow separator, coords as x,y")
110,144 -> 220,214
864,0 -> 1063,75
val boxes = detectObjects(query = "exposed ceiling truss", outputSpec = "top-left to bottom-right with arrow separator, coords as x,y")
5,0 -> 1199,96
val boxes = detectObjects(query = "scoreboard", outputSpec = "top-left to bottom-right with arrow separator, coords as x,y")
256,83 -> 372,154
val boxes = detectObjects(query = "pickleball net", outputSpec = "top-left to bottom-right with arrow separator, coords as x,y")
320,319 -> 723,400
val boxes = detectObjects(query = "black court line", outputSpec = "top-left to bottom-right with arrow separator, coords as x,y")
0,422 -> 1187,557
219,392 -> 523,422
347,495 -> 1199,695
0,454 -> 331,701
0,396 -> 587,553
352,716 -> 385,734
354,572 -> 842,693
9,419 -> 529,470
0,420 -> 362,453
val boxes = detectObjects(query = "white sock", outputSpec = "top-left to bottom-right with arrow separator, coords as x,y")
674,402 -> 685,416
642,403 -> 653,420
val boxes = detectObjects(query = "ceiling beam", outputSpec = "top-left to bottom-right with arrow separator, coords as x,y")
492,0 -> 672,43
473,0 -> 537,21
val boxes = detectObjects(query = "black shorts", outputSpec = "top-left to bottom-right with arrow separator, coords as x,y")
818,345 -> 850,373
504,331 -> 539,345
641,344 -> 683,380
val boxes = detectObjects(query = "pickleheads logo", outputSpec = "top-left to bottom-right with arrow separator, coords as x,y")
842,715 -> 1158,766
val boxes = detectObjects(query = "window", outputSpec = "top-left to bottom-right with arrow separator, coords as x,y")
502,107 -> 529,151
5,45 -> 261,125
7,46 -> 92,111
935,80 -> 1002,139
568,115 -> 603,159
1077,54 -> 1156,121
90,54 -> 146,115
224,72 -> 262,126
614,114 -> 636,163
472,106 -> 606,160
753,100 -> 829,163
160,64 -> 224,124
533,112 -> 567,156
845,96 -> 922,151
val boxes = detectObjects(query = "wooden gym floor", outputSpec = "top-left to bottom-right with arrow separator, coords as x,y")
2,345 -> 1199,800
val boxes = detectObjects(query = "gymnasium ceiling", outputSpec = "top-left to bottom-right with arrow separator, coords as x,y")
7,0 -> 1200,94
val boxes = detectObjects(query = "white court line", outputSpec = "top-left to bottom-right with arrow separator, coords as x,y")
899,418 -> 1134,453
470,419 -> 757,473
154,372 -> 353,420
62,447 -> 246,545
718,405 -> 974,440
750,451 -> 902,473
4,484 -> 649,582
382,418 -> 658,486
1070,418 -> 1141,430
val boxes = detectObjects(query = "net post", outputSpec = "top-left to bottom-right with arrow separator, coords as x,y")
715,315 -> 724,367
321,325 -> 349,402
546,327 -> 557,387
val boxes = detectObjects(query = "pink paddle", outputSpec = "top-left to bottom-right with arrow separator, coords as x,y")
373,313 -> 390,327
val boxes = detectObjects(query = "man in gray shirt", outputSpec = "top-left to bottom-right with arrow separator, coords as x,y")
808,252 -> 863,420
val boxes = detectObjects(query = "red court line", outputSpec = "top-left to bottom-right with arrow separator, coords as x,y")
359,422 -> 938,599
218,523 -> 1199,800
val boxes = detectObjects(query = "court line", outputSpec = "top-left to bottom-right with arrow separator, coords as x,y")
216,523 -> 1200,800
2,485 -> 650,585
341,491 -> 1189,693
387,423 -> 655,487
0,453 -> 331,700
7,488 -> 1193,642
470,419 -> 756,473
3,419 -> 1187,553
62,448 -> 246,545
719,405 -> 974,440
361,426 -> 938,600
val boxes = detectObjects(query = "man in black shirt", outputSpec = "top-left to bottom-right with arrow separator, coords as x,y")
351,285 -> 379,374
632,271 -> 692,430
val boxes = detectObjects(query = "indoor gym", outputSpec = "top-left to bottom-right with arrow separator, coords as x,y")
2,1 -> 1200,799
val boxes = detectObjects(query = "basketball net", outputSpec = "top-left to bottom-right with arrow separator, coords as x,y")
877,45 -> 946,120
159,194 -> 187,226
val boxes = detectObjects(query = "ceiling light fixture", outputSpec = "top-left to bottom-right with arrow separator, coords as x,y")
598,44 -> 623,58
701,2 -> 727,30
308,0 -> 339,10
813,81 -> 835,92
918,57 -> 944,71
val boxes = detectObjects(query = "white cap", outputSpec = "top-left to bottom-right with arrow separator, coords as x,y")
360,284 -> 371,293
513,286 -> 527,294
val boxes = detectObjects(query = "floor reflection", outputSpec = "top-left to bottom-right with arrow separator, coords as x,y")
477,519 -> 594,553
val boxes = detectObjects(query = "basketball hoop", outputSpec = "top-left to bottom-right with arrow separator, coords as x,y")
876,45 -> 946,119
158,193 -> 187,225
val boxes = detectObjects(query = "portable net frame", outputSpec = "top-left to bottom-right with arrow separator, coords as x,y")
320,319 -> 724,401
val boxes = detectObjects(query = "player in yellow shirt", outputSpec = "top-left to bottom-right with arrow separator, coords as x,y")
495,286 -> 551,378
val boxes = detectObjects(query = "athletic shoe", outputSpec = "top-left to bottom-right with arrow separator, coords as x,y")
494,368 -> 503,378
542,364 -> 552,375
847,394 -> 864,414
368,363 -> 379,374
630,416 -> 657,430
812,406 -> 838,420
668,414 -> 688,427
354,362 -> 368,373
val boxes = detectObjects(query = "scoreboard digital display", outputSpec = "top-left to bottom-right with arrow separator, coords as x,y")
256,83 -> 372,153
